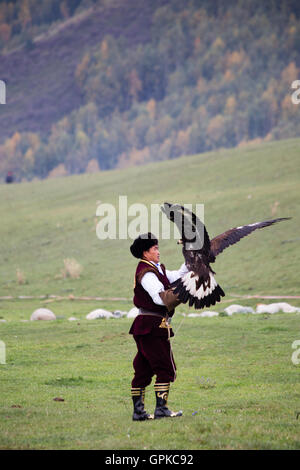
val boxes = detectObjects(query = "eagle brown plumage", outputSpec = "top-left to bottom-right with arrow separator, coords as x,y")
161,202 -> 291,310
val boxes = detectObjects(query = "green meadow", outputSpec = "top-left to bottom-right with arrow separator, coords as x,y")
0,138 -> 300,449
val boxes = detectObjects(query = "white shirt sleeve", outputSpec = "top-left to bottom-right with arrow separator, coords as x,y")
165,263 -> 189,284
140,263 -> 189,306
141,272 -> 165,305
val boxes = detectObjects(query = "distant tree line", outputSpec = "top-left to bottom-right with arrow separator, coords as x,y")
1,0 -> 300,181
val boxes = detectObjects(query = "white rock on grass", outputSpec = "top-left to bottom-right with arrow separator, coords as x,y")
127,307 -> 139,318
188,311 -> 219,317
113,310 -> 128,318
86,309 -> 113,320
199,311 -> 219,317
68,317 -> 79,321
256,302 -> 300,314
224,304 -> 255,315
30,308 -> 56,321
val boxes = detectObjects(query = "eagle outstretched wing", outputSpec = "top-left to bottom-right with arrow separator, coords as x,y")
210,218 -> 291,258
161,202 -> 291,310
161,202 -> 210,255
161,202 -> 224,309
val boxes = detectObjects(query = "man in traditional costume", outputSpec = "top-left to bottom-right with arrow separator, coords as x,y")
129,233 -> 188,420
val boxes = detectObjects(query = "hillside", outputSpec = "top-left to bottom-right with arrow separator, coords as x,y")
0,137 -> 300,451
0,0 -> 165,142
0,138 -> 299,311
1,0 -> 300,181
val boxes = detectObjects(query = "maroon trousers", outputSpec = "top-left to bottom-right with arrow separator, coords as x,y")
131,333 -> 176,388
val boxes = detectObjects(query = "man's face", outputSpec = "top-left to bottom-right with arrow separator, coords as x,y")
143,244 -> 160,264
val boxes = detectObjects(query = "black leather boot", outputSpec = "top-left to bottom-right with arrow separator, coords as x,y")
131,387 -> 153,421
154,383 -> 183,418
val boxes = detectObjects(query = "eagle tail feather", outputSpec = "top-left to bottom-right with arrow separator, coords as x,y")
171,272 -> 225,309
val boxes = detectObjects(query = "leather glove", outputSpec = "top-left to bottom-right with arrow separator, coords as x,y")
159,288 -> 181,313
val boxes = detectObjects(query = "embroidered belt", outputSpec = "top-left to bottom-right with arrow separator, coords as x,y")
138,308 -> 167,318
138,308 -> 171,331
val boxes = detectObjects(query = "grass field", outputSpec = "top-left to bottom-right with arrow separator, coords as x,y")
1,311 -> 300,450
0,138 -> 300,449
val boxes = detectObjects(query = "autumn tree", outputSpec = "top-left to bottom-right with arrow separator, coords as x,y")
129,69 -> 142,102
0,23 -> 11,42
18,0 -> 32,30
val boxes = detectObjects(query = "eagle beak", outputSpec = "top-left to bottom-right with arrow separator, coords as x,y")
177,239 -> 183,245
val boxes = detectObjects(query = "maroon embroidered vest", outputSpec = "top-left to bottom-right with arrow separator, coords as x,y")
133,260 -> 171,315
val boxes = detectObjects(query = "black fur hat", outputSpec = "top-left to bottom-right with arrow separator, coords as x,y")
130,233 -> 158,259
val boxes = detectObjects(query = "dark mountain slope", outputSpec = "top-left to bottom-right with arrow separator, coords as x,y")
0,0 -> 166,142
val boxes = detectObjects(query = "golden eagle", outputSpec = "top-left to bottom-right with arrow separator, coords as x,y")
161,202 -> 291,309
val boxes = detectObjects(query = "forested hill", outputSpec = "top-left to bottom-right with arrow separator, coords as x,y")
0,0 -> 300,181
